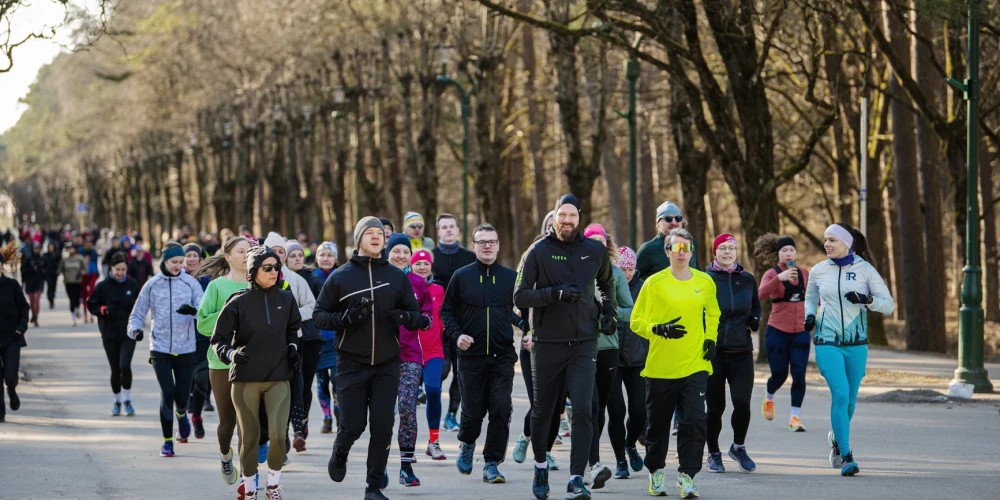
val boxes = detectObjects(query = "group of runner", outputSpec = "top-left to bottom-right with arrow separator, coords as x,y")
0,198 -> 894,500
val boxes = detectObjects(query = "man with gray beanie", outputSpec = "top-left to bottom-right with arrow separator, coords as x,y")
313,216 -> 423,500
636,201 -> 700,279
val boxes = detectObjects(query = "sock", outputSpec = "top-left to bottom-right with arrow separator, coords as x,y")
536,462 -> 548,469
122,389 -> 131,402
401,449 -> 415,464
164,437 -> 173,442
221,451 -> 232,462
114,392 -> 122,403
570,475 -> 582,481
765,392 -> 775,402
243,476 -> 257,493
733,443 -> 745,451
429,429 -> 440,443
267,470 -> 280,487
790,406 -> 801,418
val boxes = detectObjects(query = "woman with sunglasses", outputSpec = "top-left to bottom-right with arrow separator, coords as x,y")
704,234 -> 760,474
212,245 -> 302,500
805,223 -> 894,476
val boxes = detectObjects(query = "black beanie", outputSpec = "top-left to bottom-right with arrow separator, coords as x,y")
246,245 -> 280,289
554,194 -> 581,213
775,235 -> 796,251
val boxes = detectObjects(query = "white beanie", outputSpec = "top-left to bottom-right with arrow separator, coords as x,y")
263,232 -> 287,250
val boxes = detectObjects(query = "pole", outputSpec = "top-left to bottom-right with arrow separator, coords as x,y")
860,97 -> 868,234
626,56 -> 639,249
952,0 -> 993,393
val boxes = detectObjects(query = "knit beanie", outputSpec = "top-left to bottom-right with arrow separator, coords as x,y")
583,223 -> 607,240
617,246 -> 637,269
403,212 -> 425,228
246,245 -> 280,289
378,217 -> 394,231
318,241 -> 338,259
775,235 -> 796,251
162,245 -> 185,262
387,233 -> 412,253
713,233 -> 738,254
285,239 -> 304,256
263,231 -> 287,250
354,216 -> 386,248
656,201 -> 682,222
554,194 -> 581,213
183,243 -> 203,257
411,249 -> 433,266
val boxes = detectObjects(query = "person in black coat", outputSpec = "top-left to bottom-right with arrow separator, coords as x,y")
21,242 -> 46,327
0,243 -> 29,422
127,248 -> 155,289
42,241 -> 62,309
87,253 -> 142,416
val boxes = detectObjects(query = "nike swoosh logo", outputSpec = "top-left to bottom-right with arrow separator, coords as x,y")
592,358 -> 597,362
694,289 -> 703,293
699,392 -> 705,396
581,255 -> 590,260
609,367 -> 615,371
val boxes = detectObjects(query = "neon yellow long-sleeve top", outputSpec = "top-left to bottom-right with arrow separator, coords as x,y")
630,268 -> 721,380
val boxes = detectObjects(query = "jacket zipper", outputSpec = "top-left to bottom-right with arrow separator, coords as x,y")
265,293 -> 271,324
368,261 -> 376,365
837,266 -> 844,345
722,273 -> 734,349
168,277 -> 174,353
485,264 -> 492,355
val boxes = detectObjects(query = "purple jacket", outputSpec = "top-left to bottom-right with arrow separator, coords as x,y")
399,272 -> 434,364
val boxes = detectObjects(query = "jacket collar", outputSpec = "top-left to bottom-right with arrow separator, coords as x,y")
545,231 -> 584,246
475,259 -> 497,273
350,251 -> 388,267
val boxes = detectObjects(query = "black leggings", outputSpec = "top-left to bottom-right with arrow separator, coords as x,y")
289,339 -> 323,433
607,364 -> 646,461
519,347 -> 560,449
45,275 -> 58,305
590,348 -> 619,464
1,344 -> 21,415
102,337 -> 136,394
65,283 -> 81,313
442,340 -> 462,414
706,351 -> 755,453
150,352 -> 196,439
189,339 -> 211,418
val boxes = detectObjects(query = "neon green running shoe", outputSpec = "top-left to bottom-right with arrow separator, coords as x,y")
676,472 -> 699,498
648,469 -> 667,496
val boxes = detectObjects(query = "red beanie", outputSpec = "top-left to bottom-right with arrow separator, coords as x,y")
713,233 -> 738,254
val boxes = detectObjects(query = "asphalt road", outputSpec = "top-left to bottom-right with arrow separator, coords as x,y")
2,287 -> 998,500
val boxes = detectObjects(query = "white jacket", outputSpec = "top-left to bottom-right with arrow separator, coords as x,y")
282,265 -> 315,337
805,254 -> 894,346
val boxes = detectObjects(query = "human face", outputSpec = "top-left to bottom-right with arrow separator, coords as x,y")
359,228 -> 384,257
255,257 -> 280,289
164,256 -> 185,275
824,234 -> 850,259
778,245 -> 797,265
316,248 -> 336,271
622,267 -> 636,282
388,245 -> 412,270
588,234 -> 606,245
437,217 -> 459,244
184,251 -> 202,273
473,230 -> 500,264
714,240 -> 738,268
412,259 -> 432,279
406,221 -> 424,240
226,241 -> 251,273
112,262 -> 128,281
555,204 -> 580,241
287,249 -> 305,271
272,245 -> 286,265
298,232 -> 308,244
666,236 -> 692,269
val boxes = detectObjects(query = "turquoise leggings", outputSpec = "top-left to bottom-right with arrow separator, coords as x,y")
814,344 -> 867,457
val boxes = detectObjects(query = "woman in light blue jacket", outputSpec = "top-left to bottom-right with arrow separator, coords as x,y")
804,223 -> 893,477
127,242 -> 204,458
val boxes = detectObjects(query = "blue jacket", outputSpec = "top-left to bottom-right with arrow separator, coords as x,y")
127,268 -> 204,354
805,254 -> 894,346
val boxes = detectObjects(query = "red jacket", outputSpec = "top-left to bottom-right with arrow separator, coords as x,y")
419,281 -> 446,363
759,263 -> 809,334
399,272 -> 434,365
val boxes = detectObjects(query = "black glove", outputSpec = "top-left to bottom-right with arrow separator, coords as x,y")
804,314 -> 816,332
389,309 -> 413,327
418,315 -> 431,330
343,297 -> 372,325
229,349 -> 249,366
748,316 -> 760,332
131,329 -> 144,341
287,344 -> 302,372
652,317 -> 687,339
600,314 -> 617,336
176,304 -> 198,316
703,340 -> 717,361
844,292 -> 873,305
551,284 -> 583,303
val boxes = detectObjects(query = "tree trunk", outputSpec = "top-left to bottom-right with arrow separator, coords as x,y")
548,28 -> 596,213
864,103 -> 891,345
519,0 -> 548,223
581,51 -> 625,235
981,142 -> 1000,322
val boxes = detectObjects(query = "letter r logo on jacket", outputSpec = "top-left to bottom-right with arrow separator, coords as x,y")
846,272 -> 857,281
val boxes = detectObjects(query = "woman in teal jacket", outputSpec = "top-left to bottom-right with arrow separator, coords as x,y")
805,223 -> 894,477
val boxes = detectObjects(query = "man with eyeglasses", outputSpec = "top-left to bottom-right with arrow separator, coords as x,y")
636,201 -> 700,279
440,224 -> 526,483
514,194 -> 618,500
403,212 -> 435,249
630,227 -> 720,498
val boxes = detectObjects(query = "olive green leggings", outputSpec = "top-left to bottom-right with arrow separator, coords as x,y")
232,380 -> 290,476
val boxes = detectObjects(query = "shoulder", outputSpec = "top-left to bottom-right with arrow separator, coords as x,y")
581,237 -> 605,254
224,288 -> 251,307
691,269 -> 716,287
643,269 -> 673,289
741,270 -> 757,283
498,264 -> 517,277
636,237 -> 658,253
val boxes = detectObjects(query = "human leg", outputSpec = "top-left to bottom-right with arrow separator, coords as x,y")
209,369 -> 237,454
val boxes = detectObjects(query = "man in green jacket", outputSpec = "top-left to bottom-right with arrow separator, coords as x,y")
635,201 -> 700,279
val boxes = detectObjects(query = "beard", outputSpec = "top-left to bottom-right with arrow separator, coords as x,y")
556,225 -> 580,242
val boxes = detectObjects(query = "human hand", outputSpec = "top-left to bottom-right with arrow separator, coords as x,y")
457,335 -> 474,351
652,317 -> 687,339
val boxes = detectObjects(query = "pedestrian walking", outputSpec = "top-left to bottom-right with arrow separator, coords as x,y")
311,242 -> 339,434
0,242 -> 29,422
211,244 -> 301,500
87,253 -> 141,417
630,227 -> 721,498
754,234 -> 810,432
806,223 -> 894,476
21,241 -> 45,327
42,241 -> 61,310
636,201 -> 700,279
79,238 -> 100,324
59,243 -> 86,325
513,194 -> 618,500
408,249 -> 447,461
128,247 -> 154,289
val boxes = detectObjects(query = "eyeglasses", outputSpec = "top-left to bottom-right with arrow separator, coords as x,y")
260,264 -> 280,273
716,245 -> 737,252
662,216 -> 683,223
474,240 -> 499,247
668,243 -> 692,253
409,224 -> 424,230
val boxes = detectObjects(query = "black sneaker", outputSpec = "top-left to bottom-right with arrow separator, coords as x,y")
532,467 -> 550,499
364,485 -> 389,500
417,389 -> 426,405
193,416 -> 206,439
614,459 -> 630,479
566,476 -> 592,499
204,401 -> 215,412
328,448 -> 348,482
7,387 -> 19,411
626,445 -> 644,472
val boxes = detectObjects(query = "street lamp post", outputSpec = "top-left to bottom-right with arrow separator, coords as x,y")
949,0 -> 993,394
436,44 -> 471,248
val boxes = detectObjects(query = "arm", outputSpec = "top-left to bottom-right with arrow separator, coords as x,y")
210,298 -> 239,363
635,244 -> 651,280
511,307 -> 528,332
190,276 -> 204,309
397,276 -> 422,331
804,265 -> 821,317
865,267 -> 895,315
127,281 -> 153,335
629,280 -> 657,340
758,268 -> 785,299
595,251 -> 617,318
614,267 -> 634,322
312,275 -> 346,331
196,283 -> 219,337
440,274 -> 464,342
750,274 -> 761,327
418,282 -> 434,330
703,278 -> 721,342
513,247 -> 554,309
294,277 -> 315,321
286,300 -> 303,345
86,281 -> 104,316
14,282 -> 29,333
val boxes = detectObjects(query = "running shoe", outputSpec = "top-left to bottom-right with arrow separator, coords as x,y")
676,472 -> 699,498
321,417 -> 333,434
457,442 -> 475,475
590,462 -> 612,489
444,412 -> 459,431
671,421 -> 678,437
566,476 -> 591,500
111,402 -> 122,417
483,461 -> 505,483
204,400 -> 214,412
788,415 -> 805,432
243,489 -> 257,500
706,452 -> 725,473
0,414 -> 5,423
728,444 -> 756,472
293,431 -> 306,452
426,440 -> 446,460
329,448 -> 348,482
546,452 -> 560,471
614,459 -> 630,479
380,467 -> 389,489
554,434 -> 563,445
160,440 -> 175,457
559,418 -> 571,437
761,397 -> 775,421
124,401 -> 135,416
258,443 -> 269,464
417,389 -> 426,405
532,466 -> 550,499
303,420 -> 309,439
648,469 -> 667,496
7,387 -> 19,411
626,445 -> 644,472
399,464 -> 421,487
840,453 -> 859,476
512,434 -> 530,463
237,480 -> 247,500
283,453 -> 289,466
364,485 -> 389,500
264,485 -> 283,500
176,412 -> 191,442
221,447 -> 239,485
193,415 -> 205,439
828,431 -> 843,469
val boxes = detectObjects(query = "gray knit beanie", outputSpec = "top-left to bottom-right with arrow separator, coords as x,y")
354,216 -> 386,249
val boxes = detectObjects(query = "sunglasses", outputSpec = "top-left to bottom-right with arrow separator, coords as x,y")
662,216 -> 683,223
408,224 -> 424,230
260,264 -> 280,273
668,243 -> 692,253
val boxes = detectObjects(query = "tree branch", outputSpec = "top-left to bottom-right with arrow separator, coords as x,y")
763,109 -> 837,194
777,202 -> 825,251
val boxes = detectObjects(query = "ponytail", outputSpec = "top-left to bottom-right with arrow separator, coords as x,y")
753,233 -> 780,267
835,222 -> 875,267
